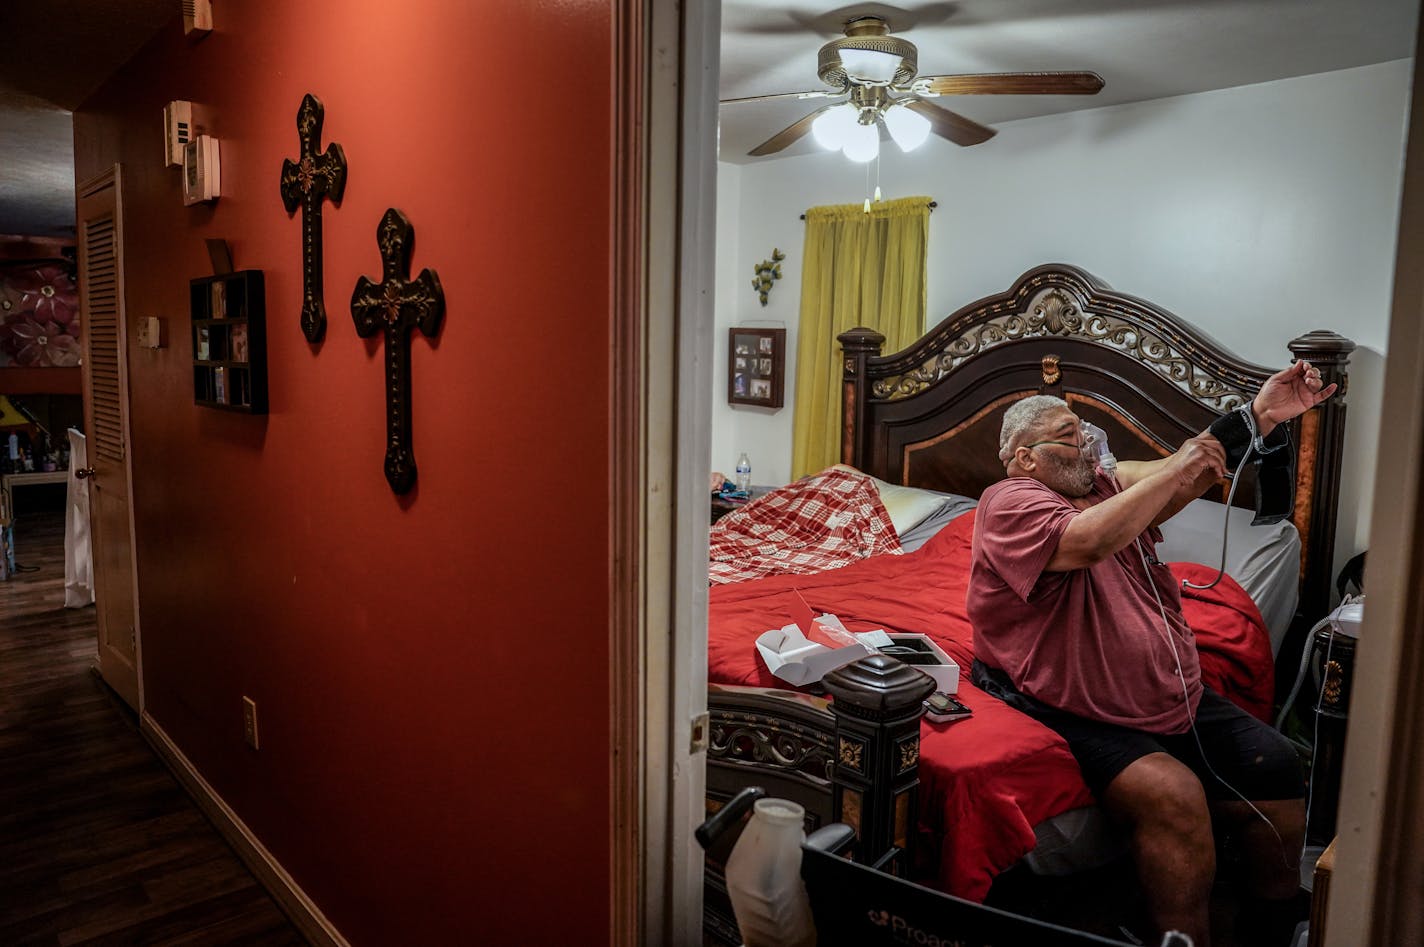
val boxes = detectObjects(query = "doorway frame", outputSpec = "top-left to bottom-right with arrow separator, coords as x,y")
1325,27 -> 1424,946
617,0 -> 721,941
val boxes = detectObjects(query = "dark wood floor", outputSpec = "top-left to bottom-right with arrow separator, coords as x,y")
0,511 -> 306,946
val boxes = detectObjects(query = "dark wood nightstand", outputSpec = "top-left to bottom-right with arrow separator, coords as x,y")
710,496 -> 745,523
711,487 -> 768,524
1309,837 -> 1336,945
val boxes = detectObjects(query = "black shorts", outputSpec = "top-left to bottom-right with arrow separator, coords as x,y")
972,660 -> 1305,802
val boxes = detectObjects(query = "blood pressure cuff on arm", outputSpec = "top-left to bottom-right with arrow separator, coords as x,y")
1207,405 -> 1295,526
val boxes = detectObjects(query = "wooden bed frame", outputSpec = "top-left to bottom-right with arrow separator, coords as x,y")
704,263 -> 1355,945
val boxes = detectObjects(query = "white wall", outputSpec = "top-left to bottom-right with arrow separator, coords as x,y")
712,59 -> 1411,570
710,163 -> 744,479
710,160 -> 801,485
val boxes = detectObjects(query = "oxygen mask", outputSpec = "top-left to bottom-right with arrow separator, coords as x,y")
1079,421 -> 1116,477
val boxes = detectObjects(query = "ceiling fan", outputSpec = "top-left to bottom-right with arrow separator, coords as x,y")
722,15 -> 1104,160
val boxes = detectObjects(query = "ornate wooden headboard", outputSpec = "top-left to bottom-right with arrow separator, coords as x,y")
837,263 -> 1354,629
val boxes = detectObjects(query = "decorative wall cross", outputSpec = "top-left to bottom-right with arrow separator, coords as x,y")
351,209 -> 444,495
280,93 -> 347,343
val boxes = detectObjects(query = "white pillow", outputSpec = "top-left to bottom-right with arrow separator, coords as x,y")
897,497 -> 977,552
1157,498 -> 1302,656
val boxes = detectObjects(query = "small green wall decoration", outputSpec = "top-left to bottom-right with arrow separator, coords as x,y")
752,248 -> 785,306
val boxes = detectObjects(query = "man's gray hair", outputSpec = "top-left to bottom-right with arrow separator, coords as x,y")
998,395 -> 1070,465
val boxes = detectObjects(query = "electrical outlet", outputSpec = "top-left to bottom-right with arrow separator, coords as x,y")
242,696 -> 259,749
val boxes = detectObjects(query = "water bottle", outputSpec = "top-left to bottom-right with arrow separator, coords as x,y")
735,453 -> 752,493
723,798 -> 817,947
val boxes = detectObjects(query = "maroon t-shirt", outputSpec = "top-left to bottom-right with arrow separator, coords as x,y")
968,472 -> 1202,734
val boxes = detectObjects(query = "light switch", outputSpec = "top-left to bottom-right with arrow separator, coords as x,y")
138,316 -> 165,349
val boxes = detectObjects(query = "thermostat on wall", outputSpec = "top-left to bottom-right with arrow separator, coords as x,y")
183,0 -> 213,36
163,100 -> 210,167
182,135 -> 220,205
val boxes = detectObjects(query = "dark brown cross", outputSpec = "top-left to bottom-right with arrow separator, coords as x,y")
280,93 -> 347,343
350,209 -> 444,495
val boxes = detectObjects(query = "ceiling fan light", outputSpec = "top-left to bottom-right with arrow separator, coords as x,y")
811,104 -> 858,150
838,48 -> 901,85
842,121 -> 879,163
884,104 -> 931,152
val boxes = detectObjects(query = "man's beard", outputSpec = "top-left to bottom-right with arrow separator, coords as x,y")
1039,451 -> 1096,498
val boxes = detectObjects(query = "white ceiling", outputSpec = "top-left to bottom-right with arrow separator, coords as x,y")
718,0 -> 1420,163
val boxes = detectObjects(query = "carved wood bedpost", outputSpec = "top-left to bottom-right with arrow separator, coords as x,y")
838,328 -> 886,471
1288,330 -> 1355,622
821,655 -> 936,873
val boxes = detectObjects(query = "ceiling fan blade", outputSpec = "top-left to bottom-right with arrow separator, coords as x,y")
722,4 -> 957,38
748,104 -> 837,156
720,89 -> 841,106
904,99 -> 995,147
917,71 -> 1105,96
721,8 -> 841,36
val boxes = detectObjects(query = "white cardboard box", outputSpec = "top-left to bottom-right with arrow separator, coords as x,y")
884,633 -> 959,693
755,615 -> 872,687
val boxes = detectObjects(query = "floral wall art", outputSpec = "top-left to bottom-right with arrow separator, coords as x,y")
0,262 -> 80,368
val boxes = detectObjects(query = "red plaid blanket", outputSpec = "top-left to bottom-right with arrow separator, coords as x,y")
708,468 -> 902,585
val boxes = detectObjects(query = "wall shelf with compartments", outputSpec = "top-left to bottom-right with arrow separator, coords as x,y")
190,269 -> 267,413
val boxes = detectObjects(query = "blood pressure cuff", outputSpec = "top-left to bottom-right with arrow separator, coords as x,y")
1207,405 -> 1295,526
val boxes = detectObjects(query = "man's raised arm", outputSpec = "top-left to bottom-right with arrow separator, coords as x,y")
1047,434 -> 1226,570
1113,360 -> 1336,526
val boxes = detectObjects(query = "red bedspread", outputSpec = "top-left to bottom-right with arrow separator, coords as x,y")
707,510 -> 1275,901
1176,561 -> 1276,722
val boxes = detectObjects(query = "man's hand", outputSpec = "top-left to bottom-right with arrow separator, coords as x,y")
1253,361 -> 1338,435
1164,433 -> 1227,490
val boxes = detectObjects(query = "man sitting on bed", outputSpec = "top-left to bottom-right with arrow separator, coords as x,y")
967,361 -> 1334,947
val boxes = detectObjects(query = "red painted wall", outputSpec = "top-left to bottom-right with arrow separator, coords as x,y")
74,3 -> 614,942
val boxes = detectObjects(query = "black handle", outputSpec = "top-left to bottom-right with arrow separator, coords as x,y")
804,823 -> 857,857
695,786 -> 766,852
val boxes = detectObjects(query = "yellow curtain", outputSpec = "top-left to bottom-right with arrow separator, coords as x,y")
790,196 -> 930,479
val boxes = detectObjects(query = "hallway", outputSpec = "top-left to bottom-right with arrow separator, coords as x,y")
0,511 -> 305,945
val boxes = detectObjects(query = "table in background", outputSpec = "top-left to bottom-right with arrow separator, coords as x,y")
2,469 -> 68,514
1,470 -> 69,579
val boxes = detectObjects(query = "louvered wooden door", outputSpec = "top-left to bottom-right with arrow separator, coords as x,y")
77,168 -> 140,710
